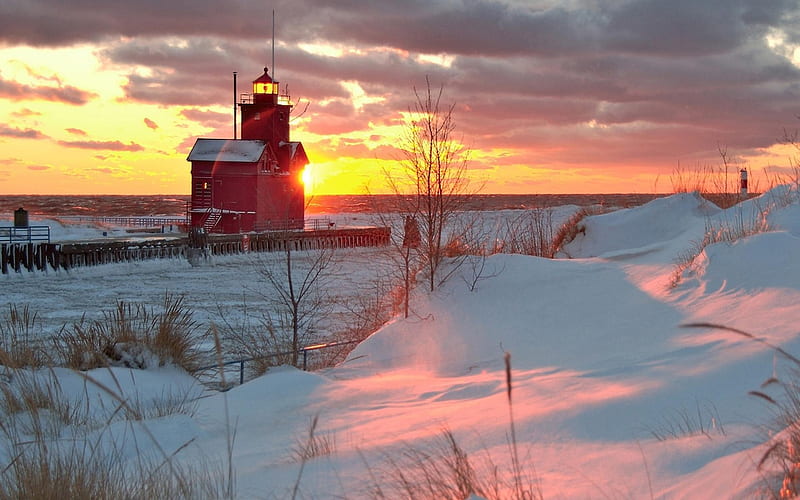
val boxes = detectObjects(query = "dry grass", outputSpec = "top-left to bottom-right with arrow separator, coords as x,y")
289,415 -> 335,499
369,428 -> 493,499
368,428 -> 541,500
670,152 -> 752,209
746,379 -> 800,499
0,367 -> 201,437
0,305 -> 49,369
647,400 -> 726,441
120,385 -> 201,421
0,298 -> 235,498
0,440 -> 125,500
292,415 -> 336,463
446,205 -> 607,261
0,365 -> 231,499
366,354 -> 543,500
491,208 -> 556,258
670,215 -> 770,287
0,435 -> 231,500
54,294 -> 204,372
669,191 -> 792,287
318,276 -> 401,366
682,323 -> 800,498
217,311 -> 296,380
551,206 -> 608,258
0,370 -> 93,438
442,231 -> 474,258
668,158 -> 798,210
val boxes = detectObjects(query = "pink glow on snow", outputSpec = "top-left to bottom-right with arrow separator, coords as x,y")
3,186 -> 800,497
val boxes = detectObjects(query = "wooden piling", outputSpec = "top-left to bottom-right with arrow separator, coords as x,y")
1,227 -> 389,275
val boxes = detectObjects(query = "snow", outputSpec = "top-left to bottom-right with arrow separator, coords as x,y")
187,138 -> 266,163
559,191 -> 719,260
2,187 -> 800,498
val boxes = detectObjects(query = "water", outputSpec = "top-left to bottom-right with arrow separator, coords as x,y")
1,194 -> 664,218
1,195 -> 191,218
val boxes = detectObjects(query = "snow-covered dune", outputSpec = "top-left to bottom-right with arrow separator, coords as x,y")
561,191 -> 719,260
2,186 -> 800,498
325,187 -> 799,498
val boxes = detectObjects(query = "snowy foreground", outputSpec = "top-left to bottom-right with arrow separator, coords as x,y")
3,188 -> 800,498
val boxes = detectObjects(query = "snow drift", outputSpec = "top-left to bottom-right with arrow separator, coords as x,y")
2,186 -> 800,498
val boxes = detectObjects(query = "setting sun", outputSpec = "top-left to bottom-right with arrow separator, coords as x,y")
301,165 -> 313,191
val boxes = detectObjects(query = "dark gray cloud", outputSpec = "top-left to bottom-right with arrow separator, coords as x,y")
299,2 -> 588,57
4,0 -> 793,57
0,0 -> 277,46
1,0 -> 798,180
604,0 -> 747,56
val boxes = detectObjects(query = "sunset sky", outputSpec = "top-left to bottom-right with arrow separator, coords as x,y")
1,0 -> 799,195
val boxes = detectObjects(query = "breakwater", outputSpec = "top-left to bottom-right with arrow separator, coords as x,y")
1,227 -> 390,274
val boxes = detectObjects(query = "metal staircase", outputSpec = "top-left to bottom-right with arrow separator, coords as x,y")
202,209 -> 223,232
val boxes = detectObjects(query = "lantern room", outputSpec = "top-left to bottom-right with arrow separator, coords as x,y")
240,67 -> 291,147
252,67 -> 280,103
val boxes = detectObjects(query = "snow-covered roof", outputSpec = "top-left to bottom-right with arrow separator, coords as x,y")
279,141 -> 299,156
279,141 -> 308,164
187,139 -> 266,163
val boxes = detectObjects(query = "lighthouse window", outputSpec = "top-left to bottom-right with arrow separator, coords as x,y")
254,112 -> 261,121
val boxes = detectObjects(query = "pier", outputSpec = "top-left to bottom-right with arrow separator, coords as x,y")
1,226 -> 390,275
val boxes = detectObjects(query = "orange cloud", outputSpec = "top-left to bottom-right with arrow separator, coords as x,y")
11,107 -> 40,118
0,76 -> 95,105
57,140 -> 144,152
0,125 -> 46,139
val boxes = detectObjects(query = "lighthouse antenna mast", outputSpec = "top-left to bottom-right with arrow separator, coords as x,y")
271,9 -> 275,84
232,71 -> 237,139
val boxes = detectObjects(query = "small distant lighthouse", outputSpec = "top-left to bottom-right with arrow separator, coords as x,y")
187,67 -> 308,233
740,168 -> 748,198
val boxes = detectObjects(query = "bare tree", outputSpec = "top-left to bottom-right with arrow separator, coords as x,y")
386,76 -> 475,295
255,239 -> 336,367
250,186 -> 337,368
783,125 -> 800,186
366,204 -> 423,319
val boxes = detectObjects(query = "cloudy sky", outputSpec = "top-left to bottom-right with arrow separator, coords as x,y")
1,0 -> 799,194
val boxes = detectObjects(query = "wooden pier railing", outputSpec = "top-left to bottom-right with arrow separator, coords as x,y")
1,227 -> 390,275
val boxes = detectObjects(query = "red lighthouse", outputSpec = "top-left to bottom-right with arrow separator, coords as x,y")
188,67 -> 308,233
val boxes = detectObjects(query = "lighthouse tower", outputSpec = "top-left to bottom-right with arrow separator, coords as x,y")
240,67 -> 291,147
187,67 -> 308,233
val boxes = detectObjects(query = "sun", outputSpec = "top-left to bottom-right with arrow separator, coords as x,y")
301,165 -> 314,192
